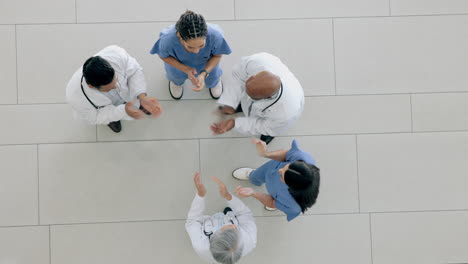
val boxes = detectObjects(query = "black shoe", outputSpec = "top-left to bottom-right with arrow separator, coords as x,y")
107,121 -> 122,133
139,105 -> 151,116
260,135 -> 275,145
235,104 -> 243,113
223,207 -> 232,214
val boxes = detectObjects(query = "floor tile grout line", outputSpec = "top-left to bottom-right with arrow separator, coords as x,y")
15,25 -> 18,104
37,144 -> 40,225
48,225 -> 52,264
410,94 -> 414,132
369,213 -> 374,264
389,0 -> 392,16
3,12 -> 468,26
233,0 -> 236,20
3,129 -> 468,147
75,0 -> 77,24
331,19 -> 337,95
1,208 -> 468,228
5,90 -> 468,107
355,135 -> 361,213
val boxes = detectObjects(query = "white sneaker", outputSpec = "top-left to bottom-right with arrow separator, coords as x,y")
264,206 -> 278,211
232,167 -> 253,181
169,81 -> 183,100
209,80 -> 223,99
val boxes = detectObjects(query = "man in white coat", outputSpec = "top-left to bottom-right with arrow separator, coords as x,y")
66,45 -> 162,133
211,52 -> 304,144
186,172 -> 257,264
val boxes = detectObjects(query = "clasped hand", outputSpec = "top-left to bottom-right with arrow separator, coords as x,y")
185,67 -> 206,92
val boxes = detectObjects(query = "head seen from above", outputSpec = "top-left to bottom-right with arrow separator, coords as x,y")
279,160 -> 321,213
210,228 -> 243,264
82,56 -> 117,92
245,71 -> 281,100
176,10 -> 208,54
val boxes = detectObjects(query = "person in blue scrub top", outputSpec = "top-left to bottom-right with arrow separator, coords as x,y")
233,139 -> 320,222
150,10 -> 232,100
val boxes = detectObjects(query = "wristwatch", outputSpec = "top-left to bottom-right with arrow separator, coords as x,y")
200,69 -> 210,79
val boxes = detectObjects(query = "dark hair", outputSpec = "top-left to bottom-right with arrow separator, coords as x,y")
284,161 -> 320,213
82,56 -> 115,88
175,10 -> 207,41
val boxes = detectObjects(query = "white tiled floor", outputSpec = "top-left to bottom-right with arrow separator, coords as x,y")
1,1 -> 468,263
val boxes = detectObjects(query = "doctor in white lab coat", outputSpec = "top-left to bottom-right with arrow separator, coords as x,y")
211,52 -> 304,144
186,172 -> 257,264
66,45 -> 162,133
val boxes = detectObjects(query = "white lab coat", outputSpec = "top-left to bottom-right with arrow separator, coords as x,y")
218,52 -> 304,136
66,45 -> 147,125
185,194 -> 257,263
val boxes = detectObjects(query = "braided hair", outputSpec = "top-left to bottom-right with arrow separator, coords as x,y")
284,160 -> 321,213
175,10 -> 208,41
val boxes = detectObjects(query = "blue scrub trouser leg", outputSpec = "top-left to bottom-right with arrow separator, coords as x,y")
249,160 -> 278,186
205,65 -> 223,88
165,63 -> 187,86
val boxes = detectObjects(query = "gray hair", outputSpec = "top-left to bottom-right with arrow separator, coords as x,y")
209,228 -> 243,264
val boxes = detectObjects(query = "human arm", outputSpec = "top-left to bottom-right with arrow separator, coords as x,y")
217,60 -> 248,109
251,138 -> 288,162
194,55 -> 223,91
234,115 -> 290,137
227,195 -> 257,253
185,172 -> 208,250
235,186 -> 276,208
160,56 -> 199,87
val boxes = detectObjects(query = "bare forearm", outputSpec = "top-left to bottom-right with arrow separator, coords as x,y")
203,55 -> 222,73
264,149 -> 288,162
252,192 -> 276,208
160,56 -> 188,73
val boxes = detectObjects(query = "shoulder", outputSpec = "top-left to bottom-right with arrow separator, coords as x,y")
96,45 -> 130,70
207,23 -> 225,37
98,45 -> 128,58
158,25 -> 177,43
66,69 -> 84,103
286,140 -> 316,164
275,191 -> 301,213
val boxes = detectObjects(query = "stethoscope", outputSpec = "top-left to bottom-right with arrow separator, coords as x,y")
81,75 -> 103,110
81,75 -> 125,110
248,83 -> 283,115
262,82 -> 283,112
203,218 -> 236,239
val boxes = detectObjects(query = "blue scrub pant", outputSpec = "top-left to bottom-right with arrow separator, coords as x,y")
164,63 -> 222,88
249,160 -> 280,186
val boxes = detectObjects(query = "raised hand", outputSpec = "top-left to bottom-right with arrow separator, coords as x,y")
185,67 -> 200,87
125,101 -> 144,119
140,96 -> 163,118
210,119 -> 235,135
219,105 -> 236,115
251,138 -> 268,157
212,176 -> 232,200
192,73 -> 206,91
193,172 -> 206,197
235,186 -> 254,198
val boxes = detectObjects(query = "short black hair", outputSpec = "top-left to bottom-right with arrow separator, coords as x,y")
285,161 -> 320,213
82,56 -> 115,88
175,10 -> 207,41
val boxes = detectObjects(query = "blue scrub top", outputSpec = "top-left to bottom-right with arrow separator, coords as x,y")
149,24 -> 232,68
266,140 -> 316,221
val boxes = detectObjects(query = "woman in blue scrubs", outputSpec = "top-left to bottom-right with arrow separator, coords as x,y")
233,139 -> 321,221
150,10 -> 232,100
